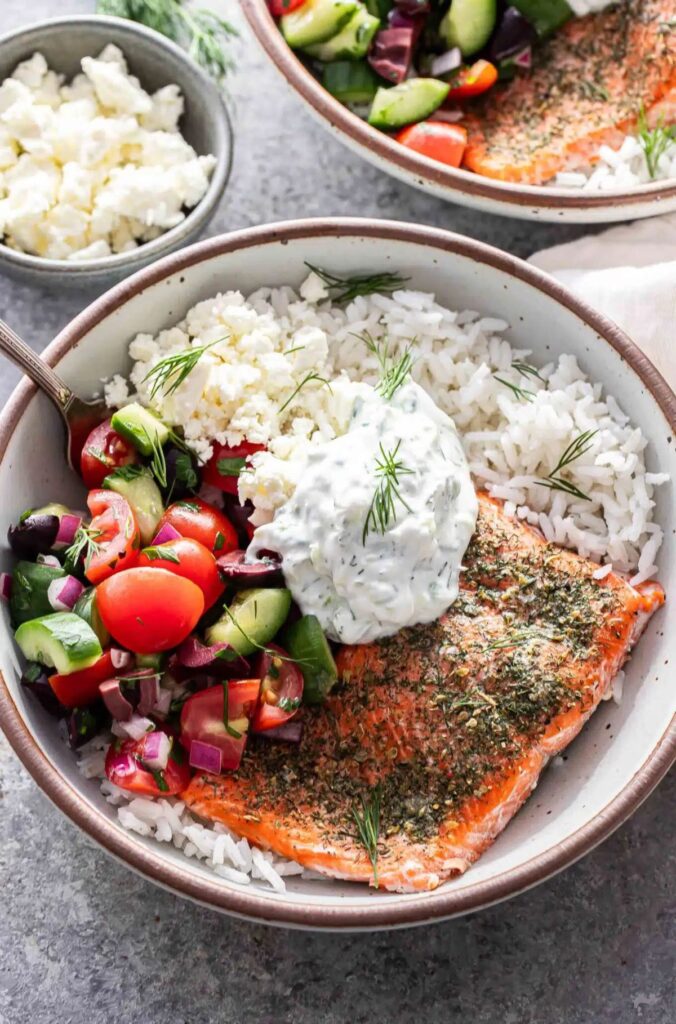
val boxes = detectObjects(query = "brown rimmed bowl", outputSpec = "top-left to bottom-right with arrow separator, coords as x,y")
0,218 -> 674,930
241,0 -> 676,225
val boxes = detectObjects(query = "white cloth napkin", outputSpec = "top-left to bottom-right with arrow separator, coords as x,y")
529,214 -> 676,388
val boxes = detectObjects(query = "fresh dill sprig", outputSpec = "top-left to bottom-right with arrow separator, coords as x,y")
352,785 -> 382,888
279,372 -> 332,414
536,429 -> 598,502
483,626 -> 562,653
96,0 -> 237,83
637,104 -> 676,179
362,440 -> 413,545
143,337 -> 225,400
220,607 -> 311,669
222,680 -> 242,739
144,428 -> 168,489
579,79 -> 609,103
358,330 -> 415,401
304,262 -> 409,304
511,361 -> 544,383
494,375 -> 535,402
64,524 -> 104,572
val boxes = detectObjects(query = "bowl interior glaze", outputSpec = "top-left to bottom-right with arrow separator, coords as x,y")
0,221 -> 673,929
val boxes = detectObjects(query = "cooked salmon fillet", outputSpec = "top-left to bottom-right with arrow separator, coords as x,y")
462,0 -> 676,184
184,495 -> 664,892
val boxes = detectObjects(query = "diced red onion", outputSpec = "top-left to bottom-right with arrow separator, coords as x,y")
139,729 -> 171,770
110,648 -> 134,671
118,713 -> 155,741
138,673 -> 161,715
99,678 -> 134,721
0,572 -> 12,603
189,739 -> 222,775
47,575 -> 85,612
37,553 -> 61,568
369,27 -> 416,84
514,46 -> 532,69
258,720 -> 304,743
429,106 -> 465,123
105,750 -> 136,779
151,522 -> 181,545
54,513 -> 82,549
154,687 -> 172,717
177,635 -> 251,676
431,47 -> 462,78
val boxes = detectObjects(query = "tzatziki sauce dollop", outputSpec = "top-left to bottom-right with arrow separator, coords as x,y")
249,381 -> 478,645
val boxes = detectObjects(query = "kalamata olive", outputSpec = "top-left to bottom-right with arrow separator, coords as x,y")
177,636 -> 251,677
8,514 -> 59,559
62,703 -> 107,749
21,663 -> 61,716
216,550 -> 284,587
220,493 -> 255,549
490,6 -> 536,61
164,446 -> 200,499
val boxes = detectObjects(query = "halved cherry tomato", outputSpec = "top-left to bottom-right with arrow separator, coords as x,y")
446,59 -> 498,100
96,567 -> 204,654
137,537 -> 224,609
48,650 -> 115,708
105,730 -> 190,797
251,644 -> 303,733
202,441 -> 266,496
156,497 -> 238,555
180,680 -> 261,771
395,121 -> 467,168
84,489 -> 140,585
80,419 -> 139,488
268,0 -> 306,15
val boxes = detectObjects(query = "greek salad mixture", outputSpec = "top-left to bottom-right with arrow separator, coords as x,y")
3,267 -> 667,889
270,0 -> 676,188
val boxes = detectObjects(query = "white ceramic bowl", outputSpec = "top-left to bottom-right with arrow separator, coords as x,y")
0,219 -> 674,930
241,0 -> 676,225
0,15 -> 233,288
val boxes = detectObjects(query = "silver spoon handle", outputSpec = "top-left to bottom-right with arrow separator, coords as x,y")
0,318 -> 73,410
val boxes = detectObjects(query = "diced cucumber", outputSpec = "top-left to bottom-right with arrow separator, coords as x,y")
10,561 -> 66,628
206,588 -> 292,657
15,613 -> 102,675
368,79 -> 450,130
512,0 -> 572,36
73,587 -> 110,646
281,615 -> 338,705
281,0 -> 360,49
136,652 -> 165,671
103,465 -> 164,545
34,502 -> 71,519
111,403 -> 169,456
323,60 -> 380,103
304,7 -> 380,60
440,0 -> 497,56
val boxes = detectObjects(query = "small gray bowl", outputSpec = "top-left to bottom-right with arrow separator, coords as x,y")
0,15 -> 233,288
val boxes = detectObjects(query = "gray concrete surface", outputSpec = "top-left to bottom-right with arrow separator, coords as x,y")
0,2 -> 674,1022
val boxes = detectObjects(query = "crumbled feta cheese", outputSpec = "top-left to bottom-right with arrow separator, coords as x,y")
0,47 -> 216,260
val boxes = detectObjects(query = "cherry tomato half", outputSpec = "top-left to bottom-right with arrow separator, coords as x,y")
105,730 -> 190,797
202,441 -> 266,496
251,644 -> 303,733
156,497 -> 238,555
85,489 -> 140,585
396,121 -> 467,168
80,419 -> 139,488
180,680 -> 261,772
138,537 -> 224,609
48,650 -> 115,708
446,60 -> 498,101
96,567 -> 204,654
268,0 -> 306,15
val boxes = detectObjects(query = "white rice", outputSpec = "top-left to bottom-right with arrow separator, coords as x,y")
77,734 -> 303,893
550,131 -> 676,191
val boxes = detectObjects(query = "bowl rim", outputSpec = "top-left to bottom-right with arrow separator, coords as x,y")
240,0 -> 676,215
0,14 -> 233,275
0,217 -> 674,930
